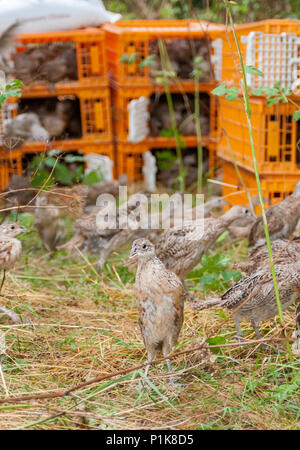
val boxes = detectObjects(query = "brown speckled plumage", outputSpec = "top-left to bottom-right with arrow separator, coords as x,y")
130,239 -> 186,376
195,260 -> 300,342
0,222 -> 27,322
156,205 -> 252,280
34,195 -> 65,252
249,183 -> 300,248
236,239 -> 300,275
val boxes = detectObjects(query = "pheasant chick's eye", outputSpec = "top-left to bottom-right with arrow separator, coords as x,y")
11,226 -> 15,229
142,244 -> 147,249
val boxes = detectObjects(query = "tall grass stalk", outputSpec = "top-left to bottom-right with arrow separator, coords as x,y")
223,1 -> 283,324
194,72 -> 203,193
158,39 -> 185,191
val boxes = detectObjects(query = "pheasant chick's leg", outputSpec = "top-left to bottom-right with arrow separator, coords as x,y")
251,319 -> 268,350
0,270 -> 6,295
163,341 -> 180,386
144,351 -> 155,378
292,304 -> 300,355
234,315 -> 244,343
183,280 -> 195,302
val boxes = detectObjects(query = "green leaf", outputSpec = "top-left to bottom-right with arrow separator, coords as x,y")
252,86 -> 279,97
267,97 -> 281,106
218,311 -> 227,320
71,166 -> 84,183
225,87 -> 239,101
120,54 -> 128,64
193,56 -> 204,67
43,157 -> 57,168
216,231 -> 228,243
245,65 -> 264,77
206,335 -> 227,354
128,53 -> 138,65
139,55 -> 156,69
12,78 -> 23,87
225,92 -> 238,101
212,85 -> 228,96
64,154 -> 85,163
53,162 -> 73,185
30,170 -> 54,189
82,169 -> 104,186
293,110 -> 300,121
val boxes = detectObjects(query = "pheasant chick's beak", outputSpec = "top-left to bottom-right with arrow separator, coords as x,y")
129,247 -> 138,262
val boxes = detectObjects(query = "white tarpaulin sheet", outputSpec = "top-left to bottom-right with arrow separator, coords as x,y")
0,0 -> 121,34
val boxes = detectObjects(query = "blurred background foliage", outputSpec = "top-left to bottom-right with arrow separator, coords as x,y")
103,0 -> 300,22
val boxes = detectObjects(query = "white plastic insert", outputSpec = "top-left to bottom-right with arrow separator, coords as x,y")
244,31 -> 300,89
142,151 -> 157,192
211,38 -> 223,81
84,153 -> 113,181
128,96 -> 150,144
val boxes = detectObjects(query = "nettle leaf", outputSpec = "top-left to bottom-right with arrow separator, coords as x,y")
53,162 -> 73,185
245,65 -> 264,77
44,156 -> 57,168
293,110 -> 300,121
31,170 -> 54,189
211,85 -> 227,96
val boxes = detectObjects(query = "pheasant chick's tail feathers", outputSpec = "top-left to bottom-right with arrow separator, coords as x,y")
194,297 -> 224,311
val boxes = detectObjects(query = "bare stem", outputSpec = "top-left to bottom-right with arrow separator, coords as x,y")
223,0 -> 283,323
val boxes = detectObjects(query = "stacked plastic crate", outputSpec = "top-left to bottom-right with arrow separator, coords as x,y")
216,19 -> 300,206
103,20 -> 224,182
0,28 -> 114,190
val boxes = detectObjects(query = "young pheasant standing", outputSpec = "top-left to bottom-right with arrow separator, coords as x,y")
34,195 -> 65,252
249,181 -> 300,248
0,222 -> 27,291
0,222 -> 27,322
195,260 -> 300,344
129,239 -> 186,377
155,205 -> 252,281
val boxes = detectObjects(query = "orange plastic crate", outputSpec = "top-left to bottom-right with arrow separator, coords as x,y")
111,84 -> 216,146
1,86 -> 113,151
0,149 -> 23,192
0,142 -> 115,191
78,87 -> 112,139
15,27 -> 108,93
221,19 -> 300,89
217,96 -> 300,175
221,159 -> 299,213
116,141 -> 150,182
103,20 -> 224,86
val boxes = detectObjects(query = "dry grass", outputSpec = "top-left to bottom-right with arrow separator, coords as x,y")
0,223 -> 299,430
